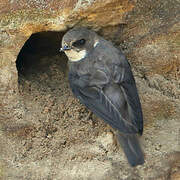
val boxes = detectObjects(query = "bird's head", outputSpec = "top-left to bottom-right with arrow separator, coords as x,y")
60,27 -> 99,62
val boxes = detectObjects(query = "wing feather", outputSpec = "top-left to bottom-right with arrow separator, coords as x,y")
71,83 -> 139,134
113,63 -> 143,134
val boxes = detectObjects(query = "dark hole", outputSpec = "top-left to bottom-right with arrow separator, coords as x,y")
16,31 -> 68,77
16,31 -> 70,101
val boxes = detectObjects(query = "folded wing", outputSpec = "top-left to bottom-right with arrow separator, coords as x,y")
69,62 -> 143,135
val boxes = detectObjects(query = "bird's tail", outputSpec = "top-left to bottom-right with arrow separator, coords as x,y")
117,132 -> 144,167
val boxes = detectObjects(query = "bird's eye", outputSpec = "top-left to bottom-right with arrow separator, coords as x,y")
72,39 -> 86,47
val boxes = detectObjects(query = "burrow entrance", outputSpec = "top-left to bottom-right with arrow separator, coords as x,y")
16,31 -> 68,95
14,31 -> 107,160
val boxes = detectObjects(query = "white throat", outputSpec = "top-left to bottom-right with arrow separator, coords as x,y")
65,49 -> 87,62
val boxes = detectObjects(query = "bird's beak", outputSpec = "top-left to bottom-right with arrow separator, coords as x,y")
60,45 -> 71,52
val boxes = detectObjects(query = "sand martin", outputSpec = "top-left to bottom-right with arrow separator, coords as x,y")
60,27 -> 144,166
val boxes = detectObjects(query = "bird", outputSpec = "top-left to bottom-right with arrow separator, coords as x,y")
60,27 -> 144,167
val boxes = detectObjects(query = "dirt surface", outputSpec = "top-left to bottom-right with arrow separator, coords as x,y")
0,29 -> 179,180
0,31 -> 113,179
